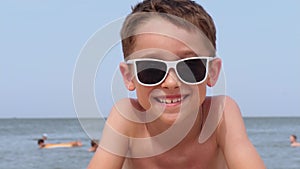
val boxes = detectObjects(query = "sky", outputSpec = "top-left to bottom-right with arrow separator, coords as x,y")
1,0 -> 300,118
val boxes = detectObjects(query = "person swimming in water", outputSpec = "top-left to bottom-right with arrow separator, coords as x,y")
37,139 -> 82,149
290,135 -> 300,147
88,139 -> 99,152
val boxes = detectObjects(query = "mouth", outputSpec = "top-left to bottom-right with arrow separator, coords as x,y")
154,95 -> 188,105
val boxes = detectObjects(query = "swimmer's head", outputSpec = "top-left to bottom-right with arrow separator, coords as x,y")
37,139 -> 44,145
42,133 -> 48,140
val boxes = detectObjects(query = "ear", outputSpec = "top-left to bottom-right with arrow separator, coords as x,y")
119,62 -> 136,91
207,58 -> 222,87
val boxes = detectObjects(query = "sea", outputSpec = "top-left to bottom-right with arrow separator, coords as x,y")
0,117 -> 300,169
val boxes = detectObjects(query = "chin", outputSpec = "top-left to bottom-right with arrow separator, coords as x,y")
159,112 -> 180,125
160,108 -> 194,125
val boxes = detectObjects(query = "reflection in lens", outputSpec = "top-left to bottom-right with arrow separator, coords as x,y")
136,60 -> 167,85
177,58 -> 206,83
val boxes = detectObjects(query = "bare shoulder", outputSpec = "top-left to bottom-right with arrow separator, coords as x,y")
198,95 -> 241,145
202,95 -> 247,146
106,98 -> 146,137
291,142 -> 300,147
88,99 -> 140,169
223,96 -> 241,115
206,95 -> 243,123
97,98 -> 147,159
204,95 -> 240,113
216,95 -> 246,138
213,96 -> 266,169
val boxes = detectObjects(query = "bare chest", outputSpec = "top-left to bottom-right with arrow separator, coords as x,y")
123,139 -> 227,169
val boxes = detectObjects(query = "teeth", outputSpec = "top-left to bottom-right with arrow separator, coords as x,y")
158,97 -> 183,104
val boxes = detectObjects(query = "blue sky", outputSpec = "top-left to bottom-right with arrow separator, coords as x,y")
1,0 -> 299,118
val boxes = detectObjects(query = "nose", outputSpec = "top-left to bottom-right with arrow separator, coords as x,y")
161,69 -> 181,89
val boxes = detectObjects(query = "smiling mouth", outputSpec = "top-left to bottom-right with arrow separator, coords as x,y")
155,95 -> 187,104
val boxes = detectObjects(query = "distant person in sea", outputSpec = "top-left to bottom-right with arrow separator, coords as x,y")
37,139 -> 82,149
42,133 -> 48,141
290,135 -> 300,147
88,139 -> 99,152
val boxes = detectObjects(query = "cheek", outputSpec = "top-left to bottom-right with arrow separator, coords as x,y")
135,85 -> 152,110
196,84 -> 207,104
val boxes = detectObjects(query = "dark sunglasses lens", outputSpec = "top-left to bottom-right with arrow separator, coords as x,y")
136,60 -> 167,85
176,59 -> 207,83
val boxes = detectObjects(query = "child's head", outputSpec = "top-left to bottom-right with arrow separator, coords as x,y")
119,0 -> 222,124
121,0 -> 216,59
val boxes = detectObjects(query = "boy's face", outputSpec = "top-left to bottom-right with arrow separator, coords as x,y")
122,18 -> 218,125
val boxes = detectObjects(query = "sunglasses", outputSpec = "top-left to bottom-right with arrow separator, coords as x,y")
126,56 -> 215,86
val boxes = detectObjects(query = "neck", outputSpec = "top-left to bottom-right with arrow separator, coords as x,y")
146,107 -> 204,144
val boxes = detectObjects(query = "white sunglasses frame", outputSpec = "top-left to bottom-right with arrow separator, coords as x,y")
126,56 -> 216,86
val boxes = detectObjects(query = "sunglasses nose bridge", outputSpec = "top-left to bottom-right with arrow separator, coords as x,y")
161,61 -> 182,88
162,61 -> 178,77
164,61 -> 179,78
166,61 -> 178,72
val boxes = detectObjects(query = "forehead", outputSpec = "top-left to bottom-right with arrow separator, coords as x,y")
132,17 -> 215,57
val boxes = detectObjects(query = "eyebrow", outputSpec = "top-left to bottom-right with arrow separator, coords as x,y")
176,44 -> 216,57
178,50 -> 198,58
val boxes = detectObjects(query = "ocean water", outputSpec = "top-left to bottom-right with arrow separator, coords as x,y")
0,117 -> 300,169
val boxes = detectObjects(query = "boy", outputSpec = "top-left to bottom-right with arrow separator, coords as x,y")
88,0 -> 266,168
